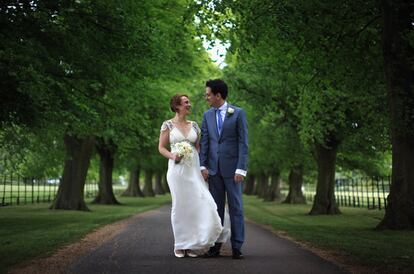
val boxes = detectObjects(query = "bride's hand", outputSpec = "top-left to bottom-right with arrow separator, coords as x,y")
201,169 -> 209,181
172,153 -> 182,163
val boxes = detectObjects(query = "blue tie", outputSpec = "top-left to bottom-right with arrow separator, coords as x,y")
216,108 -> 223,135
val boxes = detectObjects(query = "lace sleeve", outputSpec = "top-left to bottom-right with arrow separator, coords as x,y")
160,120 -> 173,132
192,121 -> 201,136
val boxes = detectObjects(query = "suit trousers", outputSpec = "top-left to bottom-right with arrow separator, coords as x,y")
209,169 -> 244,250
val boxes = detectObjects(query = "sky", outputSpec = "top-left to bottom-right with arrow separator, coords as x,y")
202,39 -> 230,69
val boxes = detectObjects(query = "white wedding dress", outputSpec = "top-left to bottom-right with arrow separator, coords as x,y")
161,120 -> 230,251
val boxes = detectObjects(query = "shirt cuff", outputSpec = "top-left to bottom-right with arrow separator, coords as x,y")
235,169 -> 247,177
200,166 -> 207,171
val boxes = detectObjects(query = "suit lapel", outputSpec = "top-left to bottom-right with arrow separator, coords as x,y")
218,104 -> 232,141
223,104 -> 232,123
210,108 -> 220,138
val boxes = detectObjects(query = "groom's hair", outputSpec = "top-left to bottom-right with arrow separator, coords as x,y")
170,94 -> 188,112
206,79 -> 228,100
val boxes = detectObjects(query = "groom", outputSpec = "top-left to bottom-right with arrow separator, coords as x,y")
200,79 -> 248,259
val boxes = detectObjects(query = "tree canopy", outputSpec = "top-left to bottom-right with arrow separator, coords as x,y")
2,0 -> 413,229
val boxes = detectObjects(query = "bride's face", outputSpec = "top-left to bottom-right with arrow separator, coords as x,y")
177,96 -> 191,115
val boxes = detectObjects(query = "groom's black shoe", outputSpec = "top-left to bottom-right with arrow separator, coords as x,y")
232,249 -> 244,260
203,243 -> 221,258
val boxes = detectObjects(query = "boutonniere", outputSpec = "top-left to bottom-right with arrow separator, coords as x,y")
227,107 -> 235,115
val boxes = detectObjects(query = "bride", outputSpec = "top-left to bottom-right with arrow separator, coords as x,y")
158,94 -> 229,258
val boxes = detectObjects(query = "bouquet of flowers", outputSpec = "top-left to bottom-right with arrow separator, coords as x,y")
173,141 -> 194,164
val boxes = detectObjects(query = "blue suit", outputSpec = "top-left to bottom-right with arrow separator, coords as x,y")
200,104 -> 248,250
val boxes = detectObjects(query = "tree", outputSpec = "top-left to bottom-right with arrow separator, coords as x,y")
283,165 -> 306,204
243,174 -> 255,195
1,0 -> 222,210
49,0 -> 156,210
122,165 -> 144,197
143,170 -> 155,197
197,0 -> 389,214
154,172 -> 166,195
92,138 -> 120,205
376,0 -> 414,229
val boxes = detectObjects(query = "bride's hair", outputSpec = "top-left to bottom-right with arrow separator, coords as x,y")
170,94 -> 189,112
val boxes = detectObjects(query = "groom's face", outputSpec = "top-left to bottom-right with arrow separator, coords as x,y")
205,87 -> 221,108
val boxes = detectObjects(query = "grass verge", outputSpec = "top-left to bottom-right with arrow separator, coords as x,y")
244,195 -> 414,273
0,195 -> 171,273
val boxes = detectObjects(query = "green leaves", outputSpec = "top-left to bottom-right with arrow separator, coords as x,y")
197,0 -> 390,177
0,0 -> 221,176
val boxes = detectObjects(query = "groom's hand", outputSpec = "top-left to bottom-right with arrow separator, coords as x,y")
201,169 -> 209,181
234,174 -> 244,183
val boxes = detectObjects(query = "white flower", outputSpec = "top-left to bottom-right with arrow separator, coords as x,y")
173,141 -> 194,165
227,107 -> 235,114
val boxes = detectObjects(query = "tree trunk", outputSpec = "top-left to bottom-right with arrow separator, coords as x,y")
154,172 -> 165,195
93,139 -> 120,205
163,174 -> 170,193
143,170 -> 155,197
244,174 -> 255,195
377,0 -> 414,229
50,135 -> 95,210
257,173 -> 268,199
284,165 -> 306,204
309,142 -> 341,215
253,174 -> 261,196
264,170 -> 281,201
122,166 -> 144,197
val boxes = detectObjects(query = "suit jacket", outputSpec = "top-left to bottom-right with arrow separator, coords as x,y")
199,104 -> 248,178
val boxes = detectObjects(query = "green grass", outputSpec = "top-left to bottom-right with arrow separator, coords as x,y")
244,195 -> 414,272
0,195 -> 171,273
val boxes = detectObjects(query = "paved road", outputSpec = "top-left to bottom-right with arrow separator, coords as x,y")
70,206 -> 347,274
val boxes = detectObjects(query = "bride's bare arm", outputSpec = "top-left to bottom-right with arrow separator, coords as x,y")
158,130 -> 177,160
